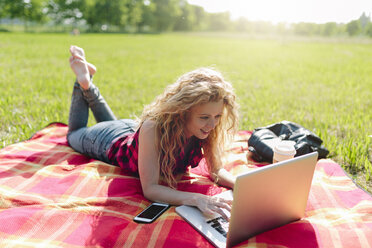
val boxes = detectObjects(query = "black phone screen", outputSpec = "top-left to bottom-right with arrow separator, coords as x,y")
137,204 -> 168,219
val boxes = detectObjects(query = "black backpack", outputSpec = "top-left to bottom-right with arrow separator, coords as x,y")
248,121 -> 329,163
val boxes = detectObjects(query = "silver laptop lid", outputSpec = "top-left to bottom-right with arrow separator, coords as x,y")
226,152 -> 318,247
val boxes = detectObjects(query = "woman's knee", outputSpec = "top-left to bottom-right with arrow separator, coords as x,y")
66,128 -> 87,154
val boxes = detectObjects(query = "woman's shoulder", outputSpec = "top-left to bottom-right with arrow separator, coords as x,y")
139,119 -> 157,138
141,119 -> 156,130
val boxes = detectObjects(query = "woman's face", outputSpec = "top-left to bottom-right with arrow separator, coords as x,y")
185,100 -> 224,139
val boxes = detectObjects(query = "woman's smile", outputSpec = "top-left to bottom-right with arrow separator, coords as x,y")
185,100 -> 224,139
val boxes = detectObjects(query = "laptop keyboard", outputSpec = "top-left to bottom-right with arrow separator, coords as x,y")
206,216 -> 229,237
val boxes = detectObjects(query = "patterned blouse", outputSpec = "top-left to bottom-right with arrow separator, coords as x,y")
106,129 -> 203,175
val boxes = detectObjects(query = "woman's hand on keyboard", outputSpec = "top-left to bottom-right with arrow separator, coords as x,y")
196,195 -> 232,221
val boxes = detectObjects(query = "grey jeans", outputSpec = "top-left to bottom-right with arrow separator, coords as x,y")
67,81 -> 137,163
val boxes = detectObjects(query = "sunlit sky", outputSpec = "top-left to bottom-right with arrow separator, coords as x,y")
187,0 -> 372,24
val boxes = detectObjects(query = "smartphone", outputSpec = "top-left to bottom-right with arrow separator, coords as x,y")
133,202 -> 170,223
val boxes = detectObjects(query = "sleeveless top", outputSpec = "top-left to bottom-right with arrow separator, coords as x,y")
106,129 -> 204,175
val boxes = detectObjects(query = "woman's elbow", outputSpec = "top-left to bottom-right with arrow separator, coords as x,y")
142,184 -> 158,202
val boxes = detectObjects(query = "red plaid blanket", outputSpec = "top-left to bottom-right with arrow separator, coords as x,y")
0,123 -> 371,247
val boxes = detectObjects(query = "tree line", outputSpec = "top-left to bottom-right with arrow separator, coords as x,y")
1,0 -> 371,37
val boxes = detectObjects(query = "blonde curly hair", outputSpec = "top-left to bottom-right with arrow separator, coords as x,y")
139,68 -> 239,188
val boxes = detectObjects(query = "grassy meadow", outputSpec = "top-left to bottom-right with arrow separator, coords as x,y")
0,32 -> 371,192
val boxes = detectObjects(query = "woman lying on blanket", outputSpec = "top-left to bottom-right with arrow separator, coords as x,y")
68,45 -> 238,219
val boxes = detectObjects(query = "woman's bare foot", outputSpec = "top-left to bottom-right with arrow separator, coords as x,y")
69,53 -> 91,90
69,45 -> 97,76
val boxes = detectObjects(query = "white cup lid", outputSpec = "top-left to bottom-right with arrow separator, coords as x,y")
273,140 -> 296,156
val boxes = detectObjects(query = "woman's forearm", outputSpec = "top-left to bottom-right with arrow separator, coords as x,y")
216,168 -> 236,189
143,169 -> 236,206
143,183 -> 205,206
143,183 -> 232,220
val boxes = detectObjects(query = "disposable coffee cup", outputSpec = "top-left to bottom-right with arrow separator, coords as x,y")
273,140 -> 296,163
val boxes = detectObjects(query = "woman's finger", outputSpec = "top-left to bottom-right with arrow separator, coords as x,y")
216,201 -> 232,212
213,197 -> 232,208
213,206 -> 230,221
208,198 -> 231,220
218,197 -> 232,205
202,207 -> 216,219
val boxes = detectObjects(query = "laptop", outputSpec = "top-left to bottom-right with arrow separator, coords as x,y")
175,152 -> 318,248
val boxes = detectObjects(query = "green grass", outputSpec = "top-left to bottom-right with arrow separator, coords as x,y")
1,32 -> 371,192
